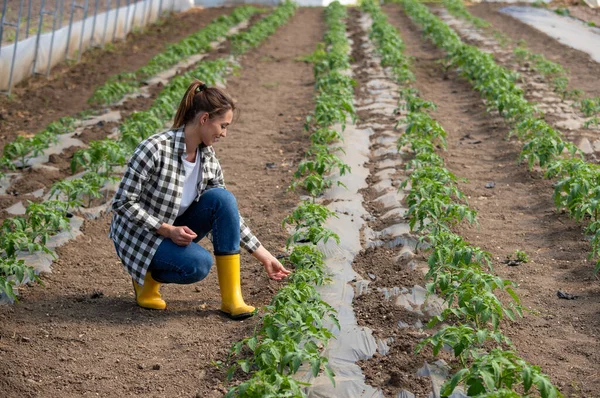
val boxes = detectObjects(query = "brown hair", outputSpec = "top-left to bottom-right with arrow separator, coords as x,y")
172,80 -> 236,129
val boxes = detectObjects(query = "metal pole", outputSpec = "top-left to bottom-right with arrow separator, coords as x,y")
26,0 -> 32,38
32,0 -> 47,74
101,0 -> 109,47
76,0 -> 89,61
64,0 -> 77,58
90,0 -> 99,46
0,0 -> 9,51
7,0 -> 25,95
111,0 -> 119,41
45,0 -> 60,75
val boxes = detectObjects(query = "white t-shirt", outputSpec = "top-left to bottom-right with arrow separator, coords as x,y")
177,147 -> 202,217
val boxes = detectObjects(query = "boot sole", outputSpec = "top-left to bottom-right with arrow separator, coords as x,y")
222,310 -> 255,320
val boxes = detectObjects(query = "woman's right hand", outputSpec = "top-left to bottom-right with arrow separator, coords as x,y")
158,224 -> 197,246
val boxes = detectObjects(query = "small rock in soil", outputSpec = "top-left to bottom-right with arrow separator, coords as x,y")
485,182 -> 496,189
137,364 -> 144,370
368,272 -> 377,280
265,162 -> 276,169
504,259 -> 522,267
557,290 -> 577,300
152,364 -> 160,370
20,336 -> 30,342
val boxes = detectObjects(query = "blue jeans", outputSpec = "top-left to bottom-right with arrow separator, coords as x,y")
149,188 -> 240,284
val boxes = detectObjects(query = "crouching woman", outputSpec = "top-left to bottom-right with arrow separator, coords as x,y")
109,80 -> 290,319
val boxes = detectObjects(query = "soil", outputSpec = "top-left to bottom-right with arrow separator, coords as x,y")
547,0 -> 600,27
382,3 -> 600,396
0,7 -> 325,398
0,6 -> 233,153
5,166 -> 63,196
468,2 -> 600,98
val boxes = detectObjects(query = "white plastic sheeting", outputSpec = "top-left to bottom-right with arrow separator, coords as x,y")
0,0 -> 193,91
584,0 -> 599,8
500,6 -> 600,63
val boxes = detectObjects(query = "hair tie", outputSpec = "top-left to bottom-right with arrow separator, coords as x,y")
196,83 -> 207,93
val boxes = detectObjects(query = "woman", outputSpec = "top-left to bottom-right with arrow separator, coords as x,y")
110,80 -> 290,320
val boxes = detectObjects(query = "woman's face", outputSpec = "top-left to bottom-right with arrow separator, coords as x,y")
198,109 -> 233,147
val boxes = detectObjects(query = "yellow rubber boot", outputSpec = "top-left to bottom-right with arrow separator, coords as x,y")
215,254 -> 255,320
132,272 -> 166,310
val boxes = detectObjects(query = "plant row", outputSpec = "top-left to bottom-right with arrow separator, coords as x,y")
0,115 -> 78,178
224,2 -> 354,396
89,6 -> 261,106
363,1 -> 561,396
442,0 -> 599,127
395,0 -> 600,275
0,2 -> 297,303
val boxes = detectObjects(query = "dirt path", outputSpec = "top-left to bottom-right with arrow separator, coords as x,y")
469,2 -> 600,98
0,7 -> 324,397
362,4 -> 600,396
0,6 -> 232,151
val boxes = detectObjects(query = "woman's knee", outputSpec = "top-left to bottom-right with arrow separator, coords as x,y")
182,250 -> 213,283
203,188 -> 238,211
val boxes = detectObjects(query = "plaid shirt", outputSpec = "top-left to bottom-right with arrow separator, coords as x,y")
109,127 -> 261,285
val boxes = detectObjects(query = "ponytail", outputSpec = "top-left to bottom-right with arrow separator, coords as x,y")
172,80 -> 236,129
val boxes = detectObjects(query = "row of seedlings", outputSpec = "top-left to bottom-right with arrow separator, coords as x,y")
223,2 -> 354,396
395,0 -> 600,275
441,0 -> 600,128
0,2 -> 298,303
0,6 -> 260,178
89,6 -> 261,106
363,0 -> 562,396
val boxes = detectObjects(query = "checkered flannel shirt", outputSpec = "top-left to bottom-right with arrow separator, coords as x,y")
109,127 -> 261,285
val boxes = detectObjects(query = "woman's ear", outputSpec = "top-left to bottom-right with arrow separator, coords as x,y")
199,113 -> 209,125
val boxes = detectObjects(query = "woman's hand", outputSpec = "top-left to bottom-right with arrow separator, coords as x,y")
158,223 -> 197,246
252,246 -> 291,281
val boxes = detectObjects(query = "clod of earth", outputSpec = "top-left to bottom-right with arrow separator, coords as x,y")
557,290 -> 577,300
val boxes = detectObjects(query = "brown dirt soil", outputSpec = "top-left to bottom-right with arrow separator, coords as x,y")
0,7 -> 325,397
5,166 -> 63,196
384,3 -> 600,396
546,0 -> 600,27
0,6 -> 233,153
76,121 -> 120,145
468,2 -> 600,98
